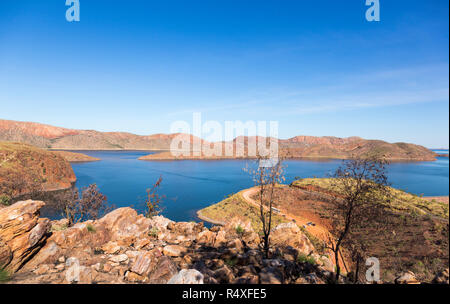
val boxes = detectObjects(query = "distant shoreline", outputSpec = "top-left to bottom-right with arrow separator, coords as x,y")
47,149 -> 442,163
423,196 -> 449,204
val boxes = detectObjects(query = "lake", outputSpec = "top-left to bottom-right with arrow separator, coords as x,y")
68,150 -> 449,223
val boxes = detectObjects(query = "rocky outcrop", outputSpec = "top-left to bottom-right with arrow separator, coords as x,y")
3,200 -> 338,284
3,200 -> 445,284
0,200 -> 51,272
0,142 -> 76,202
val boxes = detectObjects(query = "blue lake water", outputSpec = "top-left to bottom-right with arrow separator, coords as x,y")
70,150 -> 449,223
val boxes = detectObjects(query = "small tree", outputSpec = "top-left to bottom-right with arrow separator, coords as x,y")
144,176 -> 165,218
246,156 -> 285,258
327,156 -> 390,283
60,184 -> 109,227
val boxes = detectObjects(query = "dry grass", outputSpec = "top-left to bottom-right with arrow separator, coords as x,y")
292,178 -> 449,219
198,190 -> 288,232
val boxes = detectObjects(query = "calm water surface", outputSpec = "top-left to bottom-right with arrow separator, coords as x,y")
68,150 -> 449,222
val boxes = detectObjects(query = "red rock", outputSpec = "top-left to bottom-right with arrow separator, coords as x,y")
0,200 -> 51,273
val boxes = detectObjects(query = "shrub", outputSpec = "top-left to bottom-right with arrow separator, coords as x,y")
86,224 -> 96,233
51,222 -> 68,232
148,227 -> 159,238
297,253 -> 316,265
0,266 -> 10,283
59,184 -> 110,227
144,176 -> 165,218
235,225 -> 244,235
225,258 -> 238,267
0,194 -> 11,206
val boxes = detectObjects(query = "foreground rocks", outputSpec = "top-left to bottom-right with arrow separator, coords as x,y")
0,200 -> 51,272
1,200 -> 447,284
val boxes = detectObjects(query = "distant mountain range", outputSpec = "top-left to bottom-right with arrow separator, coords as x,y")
0,119 -> 438,161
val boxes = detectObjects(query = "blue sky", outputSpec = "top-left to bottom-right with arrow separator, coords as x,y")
0,0 -> 448,148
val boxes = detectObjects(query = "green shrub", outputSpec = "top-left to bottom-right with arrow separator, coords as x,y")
0,194 -> 11,206
297,253 -> 316,265
235,225 -> 244,235
86,224 -> 96,233
51,223 -> 68,232
0,266 -> 10,283
225,258 -> 238,267
148,227 -> 159,238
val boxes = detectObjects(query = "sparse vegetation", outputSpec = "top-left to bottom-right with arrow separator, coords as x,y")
235,225 -> 244,235
148,227 -> 159,238
323,156 -> 391,283
58,184 -> 110,227
51,222 -> 68,232
86,224 -> 96,233
297,253 -> 316,265
0,266 -> 10,283
199,191 -> 287,232
144,176 -> 165,218
224,258 -> 238,267
293,178 -> 448,218
0,194 -> 10,206
0,142 -> 74,204
245,156 -> 286,258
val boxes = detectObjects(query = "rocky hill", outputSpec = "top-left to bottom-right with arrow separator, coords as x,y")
0,119 -> 200,151
0,119 -> 437,161
0,142 -> 76,204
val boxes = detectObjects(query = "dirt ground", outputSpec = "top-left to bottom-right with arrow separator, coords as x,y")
250,185 -> 449,282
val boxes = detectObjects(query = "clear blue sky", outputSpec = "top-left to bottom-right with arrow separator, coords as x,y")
0,0 -> 448,148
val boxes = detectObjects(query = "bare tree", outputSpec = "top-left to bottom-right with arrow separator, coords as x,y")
60,184 -> 109,226
246,157 -> 285,258
326,156 -> 390,283
144,176 -> 165,218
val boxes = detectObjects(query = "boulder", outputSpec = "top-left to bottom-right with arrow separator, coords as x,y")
213,265 -> 235,283
148,256 -> 178,283
125,271 -> 147,283
130,249 -> 161,276
168,269 -> 204,284
259,267 -> 284,284
96,207 -> 152,242
101,241 -> 122,254
149,215 -> 173,231
213,230 -> 227,247
270,222 -> 314,256
109,254 -> 128,264
395,271 -> 420,284
0,200 -> 51,272
167,222 -> 203,240
196,230 -> 216,246
432,268 -> 449,284
163,245 -> 187,257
